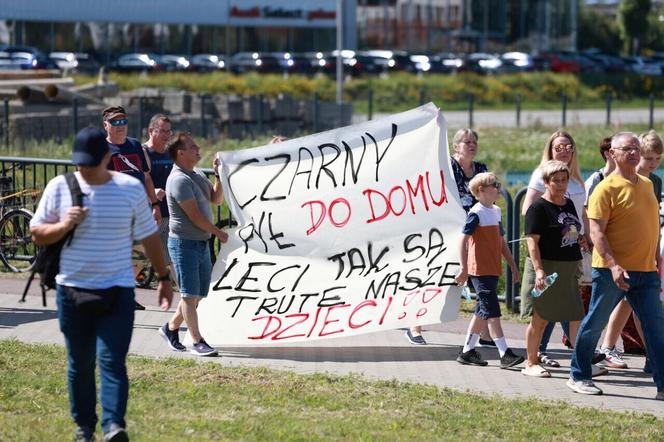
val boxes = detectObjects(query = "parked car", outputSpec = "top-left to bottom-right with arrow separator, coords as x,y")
582,51 -> 627,73
319,50 -> 379,76
622,56 -> 661,76
0,51 -> 20,70
49,52 -> 101,73
114,53 -> 160,72
271,52 -> 313,74
157,54 -> 192,71
459,53 -> 504,74
558,52 -> 603,73
363,50 -> 418,73
1,45 -> 57,70
430,52 -> 463,73
409,54 -> 432,73
230,52 -> 280,74
501,52 -> 535,72
7,51 -> 58,70
190,54 -> 226,71
538,52 -> 581,73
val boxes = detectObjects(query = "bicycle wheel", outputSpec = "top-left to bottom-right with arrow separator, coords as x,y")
132,244 -> 156,289
0,208 -> 37,273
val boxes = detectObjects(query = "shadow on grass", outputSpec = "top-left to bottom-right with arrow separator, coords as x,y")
0,307 -> 58,328
220,344 -> 463,363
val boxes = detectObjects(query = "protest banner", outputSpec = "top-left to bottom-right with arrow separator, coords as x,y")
197,103 -> 467,345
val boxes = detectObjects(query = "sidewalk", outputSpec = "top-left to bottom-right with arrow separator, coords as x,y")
1,277 -> 661,418
355,107 -> 664,128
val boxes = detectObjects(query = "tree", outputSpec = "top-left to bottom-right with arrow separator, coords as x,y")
577,5 -> 621,53
643,4 -> 664,52
619,0 -> 651,54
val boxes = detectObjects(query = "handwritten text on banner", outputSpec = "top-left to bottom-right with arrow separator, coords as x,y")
198,103 -> 466,345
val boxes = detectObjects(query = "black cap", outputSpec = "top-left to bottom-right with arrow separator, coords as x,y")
72,127 -> 109,166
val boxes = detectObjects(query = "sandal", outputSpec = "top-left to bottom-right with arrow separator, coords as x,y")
538,353 -> 560,368
521,364 -> 551,378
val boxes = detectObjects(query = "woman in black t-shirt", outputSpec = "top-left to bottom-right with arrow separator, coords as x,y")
521,160 -> 586,377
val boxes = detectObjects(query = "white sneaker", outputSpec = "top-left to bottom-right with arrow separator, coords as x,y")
601,346 -> 628,369
567,378 -> 603,395
591,364 -> 609,377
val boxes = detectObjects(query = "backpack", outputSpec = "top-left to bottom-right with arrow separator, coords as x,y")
20,172 -> 84,306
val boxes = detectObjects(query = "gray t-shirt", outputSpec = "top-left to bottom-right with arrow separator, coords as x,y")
166,164 -> 214,241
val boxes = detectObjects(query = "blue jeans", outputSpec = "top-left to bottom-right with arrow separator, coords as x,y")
540,321 -> 570,353
570,268 -> 664,391
56,285 -> 135,433
168,237 -> 212,297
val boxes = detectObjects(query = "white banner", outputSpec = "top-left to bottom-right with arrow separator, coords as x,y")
199,103 -> 466,345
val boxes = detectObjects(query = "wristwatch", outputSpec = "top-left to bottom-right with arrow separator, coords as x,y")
156,270 -> 171,282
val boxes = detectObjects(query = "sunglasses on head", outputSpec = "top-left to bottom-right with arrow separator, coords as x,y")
109,118 -> 128,127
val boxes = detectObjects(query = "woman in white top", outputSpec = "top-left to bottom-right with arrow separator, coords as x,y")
520,130 -> 589,368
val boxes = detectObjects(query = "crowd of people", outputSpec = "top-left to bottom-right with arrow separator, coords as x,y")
446,127 -> 664,402
27,113 -> 664,441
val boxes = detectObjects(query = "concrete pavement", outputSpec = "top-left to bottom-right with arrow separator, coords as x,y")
1,277 -> 662,418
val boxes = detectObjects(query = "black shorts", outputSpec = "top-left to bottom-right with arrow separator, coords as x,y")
470,275 -> 501,319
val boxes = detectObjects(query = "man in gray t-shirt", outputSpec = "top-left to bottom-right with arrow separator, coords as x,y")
159,132 -> 228,357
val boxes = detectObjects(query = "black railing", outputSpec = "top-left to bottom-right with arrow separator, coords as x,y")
1,155 -> 539,312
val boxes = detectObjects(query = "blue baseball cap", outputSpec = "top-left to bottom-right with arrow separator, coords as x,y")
72,127 -> 109,166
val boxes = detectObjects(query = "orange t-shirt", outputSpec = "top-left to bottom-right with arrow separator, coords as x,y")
464,203 -> 504,277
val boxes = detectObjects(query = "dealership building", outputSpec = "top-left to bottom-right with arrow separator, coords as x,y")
0,0 -> 357,57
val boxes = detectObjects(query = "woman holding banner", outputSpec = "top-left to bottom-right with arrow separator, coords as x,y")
520,131 -> 590,369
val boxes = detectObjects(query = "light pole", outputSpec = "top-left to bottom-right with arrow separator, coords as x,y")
336,0 -> 344,107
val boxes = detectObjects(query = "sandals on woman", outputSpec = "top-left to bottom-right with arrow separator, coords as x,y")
521,364 -> 551,377
538,352 -> 560,368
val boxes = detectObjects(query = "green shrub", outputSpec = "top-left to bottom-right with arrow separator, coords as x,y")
74,70 -> 663,109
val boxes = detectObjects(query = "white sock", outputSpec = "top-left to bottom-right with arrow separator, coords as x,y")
463,333 -> 480,353
494,336 -> 508,357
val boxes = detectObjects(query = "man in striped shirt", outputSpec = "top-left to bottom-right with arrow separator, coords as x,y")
30,127 -> 173,442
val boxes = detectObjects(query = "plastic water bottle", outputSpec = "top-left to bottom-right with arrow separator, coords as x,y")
531,272 -> 558,298
461,285 -> 472,301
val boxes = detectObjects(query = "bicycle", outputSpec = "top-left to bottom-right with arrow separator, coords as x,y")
0,163 -> 41,272
132,244 -> 156,289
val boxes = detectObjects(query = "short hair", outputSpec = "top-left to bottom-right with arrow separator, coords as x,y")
599,136 -> 612,161
148,114 -> 171,130
539,160 -> 570,183
611,131 -> 638,150
468,171 -> 497,198
452,128 -> 478,147
638,130 -> 663,155
166,131 -> 190,160
540,130 -> 582,184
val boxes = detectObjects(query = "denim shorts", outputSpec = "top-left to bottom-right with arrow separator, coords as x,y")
470,275 -> 501,319
168,237 -> 212,298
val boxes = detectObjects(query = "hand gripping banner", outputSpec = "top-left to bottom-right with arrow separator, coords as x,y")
198,103 -> 466,345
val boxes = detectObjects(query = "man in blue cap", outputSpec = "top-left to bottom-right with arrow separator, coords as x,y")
30,127 -> 173,442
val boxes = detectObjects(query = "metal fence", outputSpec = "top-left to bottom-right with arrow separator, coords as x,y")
1,155 -> 535,312
0,94 -> 353,147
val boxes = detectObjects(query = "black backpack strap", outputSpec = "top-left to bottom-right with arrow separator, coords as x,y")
21,172 -> 84,306
63,172 -> 84,246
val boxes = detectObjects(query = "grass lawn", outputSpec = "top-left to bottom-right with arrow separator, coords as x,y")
1,339 -> 662,441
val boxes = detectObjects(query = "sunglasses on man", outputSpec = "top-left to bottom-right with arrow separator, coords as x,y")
108,118 -> 129,127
